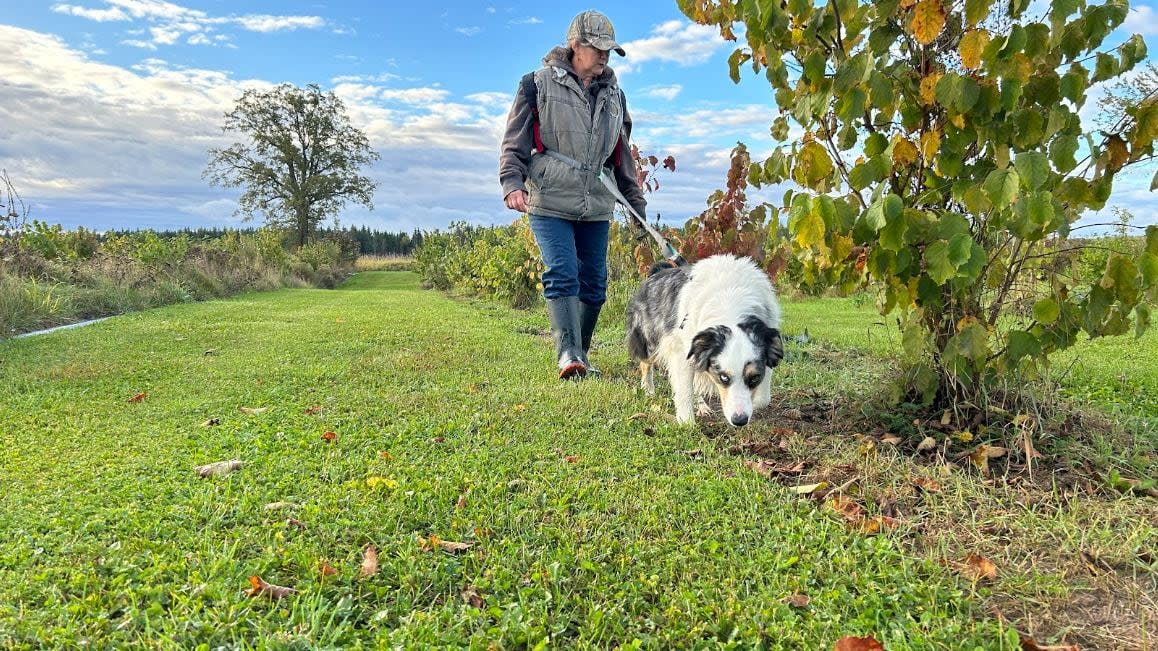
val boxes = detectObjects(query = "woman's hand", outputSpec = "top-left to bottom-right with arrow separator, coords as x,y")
504,189 -> 528,212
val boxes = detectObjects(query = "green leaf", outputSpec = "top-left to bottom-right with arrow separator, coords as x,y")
728,49 -> 751,84
869,71 -> 894,109
1014,152 -> 1050,191
983,168 -> 1020,207
1137,304 -> 1152,340
1146,225 -> 1158,255
1151,168 -> 1158,192
966,0 -> 990,26
925,240 -> 956,284
771,116 -> 790,141
1092,52 -> 1118,82
1006,330 -> 1042,363
1138,253 -> 1158,288
864,132 -> 888,157
804,50 -> 827,85
1012,192 -> 1055,239
1059,65 -> 1088,104
948,233 -> 973,267
879,204 -> 907,252
1050,136 -> 1079,173
1034,298 -> 1061,324
1101,255 -> 1140,304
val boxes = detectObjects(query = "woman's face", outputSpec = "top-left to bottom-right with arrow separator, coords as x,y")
571,40 -> 610,80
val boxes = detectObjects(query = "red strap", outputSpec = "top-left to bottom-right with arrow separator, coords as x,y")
531,108 -> 544,154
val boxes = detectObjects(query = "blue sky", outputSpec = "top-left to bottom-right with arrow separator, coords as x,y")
1,0 -> 1155,234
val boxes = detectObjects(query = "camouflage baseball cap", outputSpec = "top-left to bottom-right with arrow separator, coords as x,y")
566,10 -> 626,56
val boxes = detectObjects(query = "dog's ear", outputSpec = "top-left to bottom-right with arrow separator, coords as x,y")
739,316 -> 784,368
766,328 -> 784,368
687,326 -> 729,371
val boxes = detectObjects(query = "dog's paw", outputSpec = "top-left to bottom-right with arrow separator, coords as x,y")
695,401 -> 713,417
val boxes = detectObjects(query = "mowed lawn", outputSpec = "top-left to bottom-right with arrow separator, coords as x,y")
0,272 -> 1006,649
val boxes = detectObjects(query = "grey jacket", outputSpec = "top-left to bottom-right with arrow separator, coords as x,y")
499,47 -> 646,222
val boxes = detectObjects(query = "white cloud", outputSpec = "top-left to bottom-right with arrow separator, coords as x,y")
455,26 -> 482,36
379,88 -> 452,104
510,17 -> 543,25
52,3 -> 129,21
639,84 -> 683,101
1123,5 -> 1158,36
617,20 -> 727,71
52,0 -> 326,48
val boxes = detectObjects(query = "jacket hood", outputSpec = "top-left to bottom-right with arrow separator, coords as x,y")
541,46 -> 618,85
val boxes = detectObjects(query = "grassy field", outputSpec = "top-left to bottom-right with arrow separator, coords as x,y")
0,272 -> 1152,649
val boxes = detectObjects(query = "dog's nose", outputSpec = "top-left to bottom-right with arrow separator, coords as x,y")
730,413 -> 749,427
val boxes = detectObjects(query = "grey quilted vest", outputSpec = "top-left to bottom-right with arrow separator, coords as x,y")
525,61 -> 625,221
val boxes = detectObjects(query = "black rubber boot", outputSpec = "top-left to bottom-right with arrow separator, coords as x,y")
545,296 -> 587,380
578,301 -> 602,375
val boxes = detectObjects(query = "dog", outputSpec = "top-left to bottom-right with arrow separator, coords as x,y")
626,254 -> 783,426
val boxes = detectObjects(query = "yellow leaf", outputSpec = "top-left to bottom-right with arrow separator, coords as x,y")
911,0 -> 946,46
1105,135 -> 1129,173
959,29 -> 989,70
920,129 -> 941,160
892,136 -> 919,167
920,72 -> 943,106
949,113 -> 965,129
366,476 -> 399,490
790,481 -> 829,495
1009,53 -> 1032,82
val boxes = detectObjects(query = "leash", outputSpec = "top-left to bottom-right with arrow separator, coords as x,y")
539,150 -> 686,266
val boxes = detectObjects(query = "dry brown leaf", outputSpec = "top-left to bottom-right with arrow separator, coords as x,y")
1018,633 -> 1080,651
859,516 -> 900,535
322,431 -> 337,443
912,476 -> 942,493
784,407 -> 803,420
782,593 -> 811,608
304,405 -> 322,415
462,586 -> 485,609
834,635 -> 885,651
195,459 -> 243,478
827,495 -> 865,523
287,518 -> 305,529
916,436 -> 937,453
958,553 -> 998,580
239,406 -> 268,415
431,436 -> 446,443
628,412 -> 649,421
564,455 -> 580,464
128,392 -> 148,403
968,444 -> 1008,474
201,418 -> 220,427
360,545 -> 379,577
247,575 -> 296,600
319,561 -> 338,577
880,433 -> 903,446
263,501 -> 297,511
456,493 -> 468,509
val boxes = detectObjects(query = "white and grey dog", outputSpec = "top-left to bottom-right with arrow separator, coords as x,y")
626,254 -> 783,426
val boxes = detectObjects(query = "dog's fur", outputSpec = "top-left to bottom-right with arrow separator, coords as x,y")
626,254 -> 783,426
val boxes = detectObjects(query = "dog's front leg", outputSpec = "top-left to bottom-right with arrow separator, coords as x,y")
640,361 -> 655,396
754,374 -> 772,411
669,362 -> 696,424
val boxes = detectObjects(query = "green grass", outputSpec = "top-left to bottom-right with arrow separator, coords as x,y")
0,272 -> 1010,649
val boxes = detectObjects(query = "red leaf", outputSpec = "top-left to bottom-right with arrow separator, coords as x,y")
128,392 -> 148,403
322,431 -> 337,442
834,635 -> 885,651
319,561 -> 337,577
663,155 -> 677,172
304,405 -> 322,415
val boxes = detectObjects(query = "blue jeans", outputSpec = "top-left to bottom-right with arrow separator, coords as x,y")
528,215 -> 609,306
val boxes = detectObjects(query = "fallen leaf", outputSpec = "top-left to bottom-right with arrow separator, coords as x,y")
247,575 -> 296,600
322,431 -> 337,443
957,553 -> 998,581
195,459 -> 243,478
1079,550 -> 1112,576
859,516 -> 900,535
335,318 -> 345,323
952,429 -> 973,442
263,501 -> 297,511
826,496 -> 865,523
1018,633 -> 1080,651
785,407 -> 804,420
304,405 -> 322,415
513,403 -> 527,412
462,586 -> 485,609
128,392 -> 148,403
239,406 -> 268,415
378,450 -> 393,460
916,436 -> 937,453
456,493 -> 468,509
790,481 -> 829,495
628,412 -> 649,421
783,593 -> 811,608
201,418 -> 220,427
419,535 -> 474,554
287,518 -> 305,529
968,445 -> 1008,474
319,561 -> 338,577
360,545 -> 379,577
203,348 -> 218,356
431,436 -> 446,443
880,433 -> 903,445
745,459 -> 774,478
940,409 -> 952,426
564,455 -> 580,463
834,635 -> 885,651
912,476 -> 943,493
681,448 -> 704,459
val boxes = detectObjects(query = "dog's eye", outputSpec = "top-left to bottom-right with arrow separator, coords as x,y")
718,373 -> 731,386
745,374 -> 762,388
